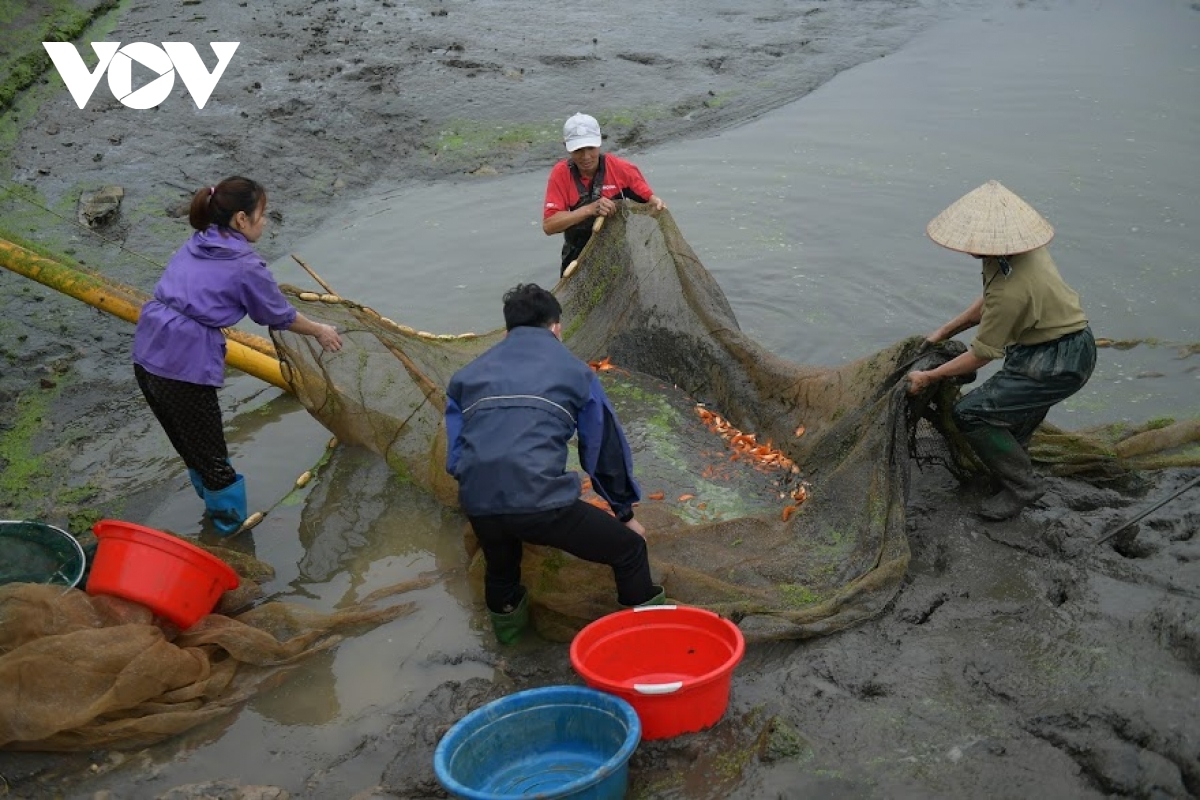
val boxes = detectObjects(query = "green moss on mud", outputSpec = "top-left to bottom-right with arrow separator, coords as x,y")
128,189 -> 190,244
0,0 -> 126,173
427,119 -> 557,161
68,507 -> 101,532
703,90 -> 738,109
713,746 -> 754,781
57,483 -> 98,505
0,386 -> 56,509
760,716 -> 811,762
595,104 -> 670,130
0,185 -> 60,244
0,213 -> 73,259
1,0 -> 92,109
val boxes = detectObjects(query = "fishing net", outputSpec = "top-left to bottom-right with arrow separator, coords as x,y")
0,521 -> 87,588
269,207 -> 969,640
273,206 -> 1200,640
2,205 -> 1198,754
0,570 -> 427,751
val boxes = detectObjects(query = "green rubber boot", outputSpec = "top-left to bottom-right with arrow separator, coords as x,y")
623,584 -> 667,608
488,589 -> 529,645
963,427 -> 1046,520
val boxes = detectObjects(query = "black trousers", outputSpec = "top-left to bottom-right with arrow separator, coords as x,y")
134,364 -> 236,490
953,327 -> 1097,445
468,500 -> 656,612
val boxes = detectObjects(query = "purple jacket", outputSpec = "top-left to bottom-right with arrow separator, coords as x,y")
133,226 -> 297,387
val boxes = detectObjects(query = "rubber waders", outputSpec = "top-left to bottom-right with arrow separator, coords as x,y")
489,589 -> 530,644
204,474 -> 248,536
963,427 -> 1046,520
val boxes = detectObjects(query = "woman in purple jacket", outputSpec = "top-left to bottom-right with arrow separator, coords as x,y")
133,176 -> 342,535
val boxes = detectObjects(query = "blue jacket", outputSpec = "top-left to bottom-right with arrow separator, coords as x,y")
445,325 -> 641,518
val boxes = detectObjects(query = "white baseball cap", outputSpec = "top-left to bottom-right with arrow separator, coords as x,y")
563,113 -> 602,152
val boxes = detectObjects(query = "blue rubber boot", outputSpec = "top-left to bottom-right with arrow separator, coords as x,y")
187,468 -> 204,499
203,474 -> 248,536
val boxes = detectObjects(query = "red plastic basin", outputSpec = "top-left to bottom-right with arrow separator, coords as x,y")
87,519 -> 239,629
569,605 -> 745,740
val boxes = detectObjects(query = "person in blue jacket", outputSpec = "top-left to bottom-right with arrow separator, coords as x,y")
445,283 -> 664,643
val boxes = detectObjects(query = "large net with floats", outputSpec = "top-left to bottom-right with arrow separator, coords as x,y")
2,202 -> 1198,753
271,204 -> 1200,642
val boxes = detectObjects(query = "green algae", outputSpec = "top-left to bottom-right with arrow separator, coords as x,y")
0,0 -> 126,160
427,119 -> 557,161
759,716 -> 811,762
0,0 -> 111,111
777,583 -> 821,607
0,385 -> 56,507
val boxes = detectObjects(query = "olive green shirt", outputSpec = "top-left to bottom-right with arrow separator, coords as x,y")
971,247 -> 1088,361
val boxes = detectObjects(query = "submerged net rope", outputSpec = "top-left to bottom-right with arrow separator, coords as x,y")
270,204 -> 1200,641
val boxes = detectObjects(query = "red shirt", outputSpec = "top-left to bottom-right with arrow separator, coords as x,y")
542,154 -> 654,219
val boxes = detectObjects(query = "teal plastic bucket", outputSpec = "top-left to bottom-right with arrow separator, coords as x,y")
0,520 -> 87,588
434,685 -> 640,800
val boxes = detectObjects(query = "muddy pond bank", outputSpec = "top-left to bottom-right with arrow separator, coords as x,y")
2,0 -> 1198,798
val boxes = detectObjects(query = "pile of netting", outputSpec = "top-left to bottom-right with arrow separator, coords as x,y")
0,562 -> 429,751
270,204 -> 1199,642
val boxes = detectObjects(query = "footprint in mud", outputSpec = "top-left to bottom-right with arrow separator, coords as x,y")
1024,712 -> 1195,798
537,54 -> 600,67
617,52 -> 672,66
1112,529 -> 1159,560
1149,603 -> 1200,673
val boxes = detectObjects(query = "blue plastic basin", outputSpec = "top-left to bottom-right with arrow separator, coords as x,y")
434,685 -> 641,800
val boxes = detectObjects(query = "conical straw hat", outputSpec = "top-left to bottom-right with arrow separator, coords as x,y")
926,180 -> 1054,255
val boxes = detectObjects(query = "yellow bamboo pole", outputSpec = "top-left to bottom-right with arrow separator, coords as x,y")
0,237 -> 290,392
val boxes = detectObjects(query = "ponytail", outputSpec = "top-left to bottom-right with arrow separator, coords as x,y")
188,176 -> 267,232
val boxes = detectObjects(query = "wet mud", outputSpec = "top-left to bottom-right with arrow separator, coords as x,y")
1,0 -> 1198,798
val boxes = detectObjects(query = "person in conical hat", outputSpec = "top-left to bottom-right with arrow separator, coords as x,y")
906,181 -> 1097,520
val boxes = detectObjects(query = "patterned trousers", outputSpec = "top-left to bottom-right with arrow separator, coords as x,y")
134,364 -> 237,490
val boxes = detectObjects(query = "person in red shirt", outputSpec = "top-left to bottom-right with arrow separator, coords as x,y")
543,112 -> 666,275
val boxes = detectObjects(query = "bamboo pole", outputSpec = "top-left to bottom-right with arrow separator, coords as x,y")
0,237 -> 290,392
